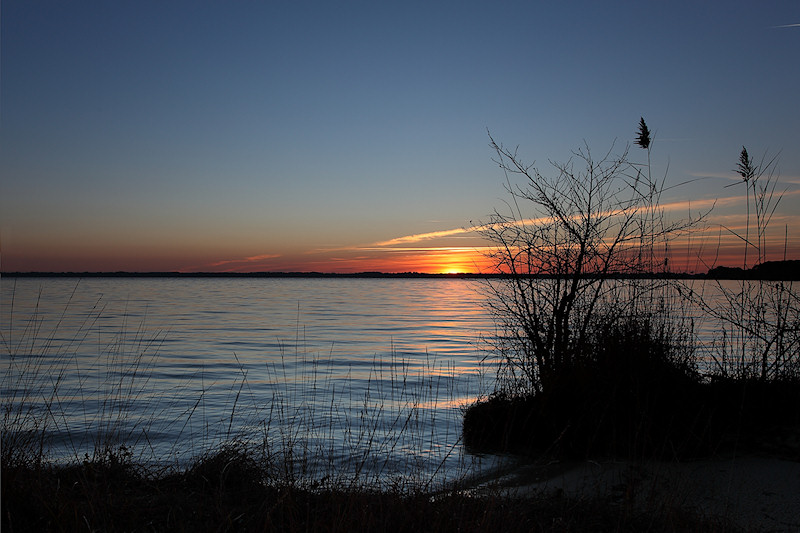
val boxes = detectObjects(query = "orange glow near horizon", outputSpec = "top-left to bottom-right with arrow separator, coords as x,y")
169,246 -> 499,274
4,210 -> 799,274
393,248 -> 496,274
5,237 -> 798,275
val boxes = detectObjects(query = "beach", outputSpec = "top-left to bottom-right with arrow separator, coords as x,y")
466,453 -> 800,531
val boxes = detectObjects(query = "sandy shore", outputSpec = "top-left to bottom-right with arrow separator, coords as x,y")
466,453 -> 800,532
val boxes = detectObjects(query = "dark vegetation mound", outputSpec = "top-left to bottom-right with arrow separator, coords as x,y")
463,319 -> 800,460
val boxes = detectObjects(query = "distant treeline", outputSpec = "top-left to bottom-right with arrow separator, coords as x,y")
704,260 -> 800,281
3,260 -> 799,280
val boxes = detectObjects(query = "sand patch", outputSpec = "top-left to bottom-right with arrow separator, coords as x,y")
467,454 -> 800,532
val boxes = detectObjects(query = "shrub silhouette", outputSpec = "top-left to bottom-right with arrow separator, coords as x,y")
467,124 -> 800,460
477,119 -> 701,396
464,313 -> 708,458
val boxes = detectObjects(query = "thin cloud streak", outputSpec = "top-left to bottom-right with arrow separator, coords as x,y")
357,246 -> 496,253
373,226 -> 483,246
660,188 -> 800,214
209,253 -> 281,267
368,218 -> 555,248
687,171 -> 800,184
205,253 -> 282,268
688,172 -> 742,181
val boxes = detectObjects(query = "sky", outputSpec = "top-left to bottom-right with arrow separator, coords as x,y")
1,1 -> 799,274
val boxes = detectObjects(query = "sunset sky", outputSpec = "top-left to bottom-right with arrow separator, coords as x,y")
2,1 -> 799,274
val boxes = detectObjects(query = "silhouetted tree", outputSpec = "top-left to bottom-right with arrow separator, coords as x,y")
479,120 -> 701,393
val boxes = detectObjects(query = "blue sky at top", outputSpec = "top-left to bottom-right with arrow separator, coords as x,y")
1,1 -> 798,272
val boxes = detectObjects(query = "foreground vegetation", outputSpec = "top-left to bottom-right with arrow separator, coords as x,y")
463,314 -> 800,459
3,441 -> 740,532
465,121 -> 800,461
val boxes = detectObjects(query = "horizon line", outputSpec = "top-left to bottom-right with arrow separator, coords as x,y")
4,263 -> 798,279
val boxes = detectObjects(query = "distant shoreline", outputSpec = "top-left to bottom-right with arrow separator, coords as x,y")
2,259 -> 799,280
0,271 -> 494,279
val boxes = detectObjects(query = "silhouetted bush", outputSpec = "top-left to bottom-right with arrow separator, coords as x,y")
478,120 -> 704,396
465,313 -> 711,459
468,125 -> 800,461
464,314 -> 800,460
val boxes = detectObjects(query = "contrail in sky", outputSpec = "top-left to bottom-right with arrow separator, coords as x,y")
773,23 -> 800,28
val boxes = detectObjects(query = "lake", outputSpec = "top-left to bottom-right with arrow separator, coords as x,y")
1,277 -> 498,486
0,276 -> 770,486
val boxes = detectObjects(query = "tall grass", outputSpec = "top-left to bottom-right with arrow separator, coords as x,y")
1,280 -> 484,487
0,280 -> 205,470
226,346 -> 477,491
686,148 -> 799,381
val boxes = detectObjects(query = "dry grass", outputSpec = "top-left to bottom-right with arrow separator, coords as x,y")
2,441 -> 740,532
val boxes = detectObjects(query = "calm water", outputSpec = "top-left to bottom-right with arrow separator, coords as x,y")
1,276 -> 762,485
1,277 -> 497,485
